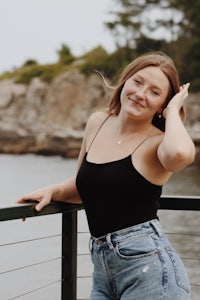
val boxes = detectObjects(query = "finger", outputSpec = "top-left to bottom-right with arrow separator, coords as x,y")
182,83 -> 190,98
181,83 -> 190,91
185,82 -> 190,90
16,196 -> 28,204
35,195 -> 51,212
16,193 -> 40,204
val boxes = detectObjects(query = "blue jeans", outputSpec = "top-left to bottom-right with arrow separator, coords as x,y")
89,219 -> 190,300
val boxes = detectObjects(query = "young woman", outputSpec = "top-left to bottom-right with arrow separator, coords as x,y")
17,52 -> 195,299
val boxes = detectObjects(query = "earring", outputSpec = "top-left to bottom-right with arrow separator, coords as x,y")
157,112 -> 162,118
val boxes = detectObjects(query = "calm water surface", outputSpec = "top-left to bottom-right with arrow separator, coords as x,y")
0,154 -> 199,300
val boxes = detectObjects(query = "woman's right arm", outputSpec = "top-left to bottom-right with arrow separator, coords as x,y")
16,175 -> 83,212
16,121 -> 88,211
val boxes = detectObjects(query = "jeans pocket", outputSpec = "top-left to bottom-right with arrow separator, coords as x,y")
165,246 -> 190,293
116,234 -> 158,260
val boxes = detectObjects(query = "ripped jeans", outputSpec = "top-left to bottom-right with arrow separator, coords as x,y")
89,219 -> 190,300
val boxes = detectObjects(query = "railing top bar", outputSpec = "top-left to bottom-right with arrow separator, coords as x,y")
0,201 -> 83,222
0,195 -> 200,222
161,195 -> 200,200
160,195 -> 200,211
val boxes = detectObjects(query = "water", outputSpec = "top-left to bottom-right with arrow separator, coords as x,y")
0,154 -> 199,299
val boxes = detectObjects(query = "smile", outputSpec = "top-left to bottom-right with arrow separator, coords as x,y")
129,97 -> 145,108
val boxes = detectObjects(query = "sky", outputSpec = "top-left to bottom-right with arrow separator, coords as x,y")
0,0 -> 116,73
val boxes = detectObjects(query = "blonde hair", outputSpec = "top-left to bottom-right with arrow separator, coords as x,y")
107,51 -> 185,131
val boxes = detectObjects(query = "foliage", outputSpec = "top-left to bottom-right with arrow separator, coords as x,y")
23,59 -> 38,67
104,0 -> 200,90
79,46 -> 110,76
0,63 -> 70,84
16,65 -> 45,84
105,0 -> 176,48
101,47 -> 137,80
57,44 -> 75,64
167,0 -> 200,89
0,44 -> 76,84
135,35 -> 167,55
80,46 -> 138,79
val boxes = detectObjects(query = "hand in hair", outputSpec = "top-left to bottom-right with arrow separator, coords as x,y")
162,83 -> 190,119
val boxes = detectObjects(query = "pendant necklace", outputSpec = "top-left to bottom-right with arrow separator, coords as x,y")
117,134 -> 133,145
116,131 -> 141,145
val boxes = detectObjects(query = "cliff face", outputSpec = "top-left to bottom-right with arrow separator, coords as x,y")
0,71 -> 199,165
0,71 -> 109,157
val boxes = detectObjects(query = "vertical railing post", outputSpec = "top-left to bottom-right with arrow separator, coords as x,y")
61,210 -> 78,300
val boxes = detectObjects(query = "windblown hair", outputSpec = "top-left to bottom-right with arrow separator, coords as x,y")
106,51 -> 185,132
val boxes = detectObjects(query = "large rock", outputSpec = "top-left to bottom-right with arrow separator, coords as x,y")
0,71 -> 109,157
0,71 -> 199,165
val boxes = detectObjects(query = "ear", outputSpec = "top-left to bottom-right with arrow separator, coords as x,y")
157,102 -> 167,115
157,108 -> 163,114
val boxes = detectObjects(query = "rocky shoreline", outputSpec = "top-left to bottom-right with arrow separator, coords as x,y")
0,71 -> 199,165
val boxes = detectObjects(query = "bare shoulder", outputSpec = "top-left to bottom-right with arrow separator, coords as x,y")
88,110 -> 109,126
133,132 -> 173,185
140,131 -> 164,157
135,133 -> 162,165
77,110 -> 110,170
85,110 -> 110,135
149,131 -> 164,144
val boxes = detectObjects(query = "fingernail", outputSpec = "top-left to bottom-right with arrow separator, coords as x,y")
35,205 -> 39,211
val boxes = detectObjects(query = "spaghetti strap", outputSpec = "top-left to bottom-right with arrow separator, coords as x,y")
87,114 -> 111,153
131,134 -> 162,155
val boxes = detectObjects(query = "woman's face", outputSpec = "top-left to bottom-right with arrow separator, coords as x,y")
120,66 -> 170,120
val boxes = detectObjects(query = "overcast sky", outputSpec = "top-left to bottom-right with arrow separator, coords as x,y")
0,0 -> 115,73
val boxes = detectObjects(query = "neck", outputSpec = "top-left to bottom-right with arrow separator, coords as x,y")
115,115 -> 152,137
113,115 -> 154,145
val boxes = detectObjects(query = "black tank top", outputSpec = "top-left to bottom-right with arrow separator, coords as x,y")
76,116 -> 162,237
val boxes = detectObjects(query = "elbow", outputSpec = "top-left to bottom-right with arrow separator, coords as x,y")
162,147 -> 196,172
182,142 -> 196,166
174,149 -> 195,171
184,144 -> 196,167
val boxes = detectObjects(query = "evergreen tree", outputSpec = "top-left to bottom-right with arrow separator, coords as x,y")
105,0 -> 200,90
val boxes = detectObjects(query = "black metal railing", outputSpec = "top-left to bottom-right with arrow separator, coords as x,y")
0,195 -> 200,300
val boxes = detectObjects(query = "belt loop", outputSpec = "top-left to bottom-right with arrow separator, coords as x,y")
150,220 -> 162,237
89,237 -> 93,252
106,233 -> 114,250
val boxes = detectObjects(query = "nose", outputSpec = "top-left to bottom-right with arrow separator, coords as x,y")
135,87 -> 146,100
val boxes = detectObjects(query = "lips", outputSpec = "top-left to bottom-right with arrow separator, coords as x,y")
128,97 -> 145,108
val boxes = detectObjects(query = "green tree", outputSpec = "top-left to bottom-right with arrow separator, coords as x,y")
105,0 -> 200,90
167,0 -> 200,89
80,46 -> 110,76
57,44 -> 75,64
105,0 -> 180,48
105,0 -> 146,49
23,59 -> 38,67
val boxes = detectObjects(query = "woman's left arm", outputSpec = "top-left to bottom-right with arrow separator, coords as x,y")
157,83 -> 196,172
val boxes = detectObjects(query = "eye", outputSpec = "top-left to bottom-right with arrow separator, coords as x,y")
152,90 -> 160,96
133,78 -> 141,85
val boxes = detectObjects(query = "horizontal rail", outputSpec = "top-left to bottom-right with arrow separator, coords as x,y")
0,201 -> 83,221
159,195 -> 200,210
0,195 -> 200,222
0,195 -> 200,300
